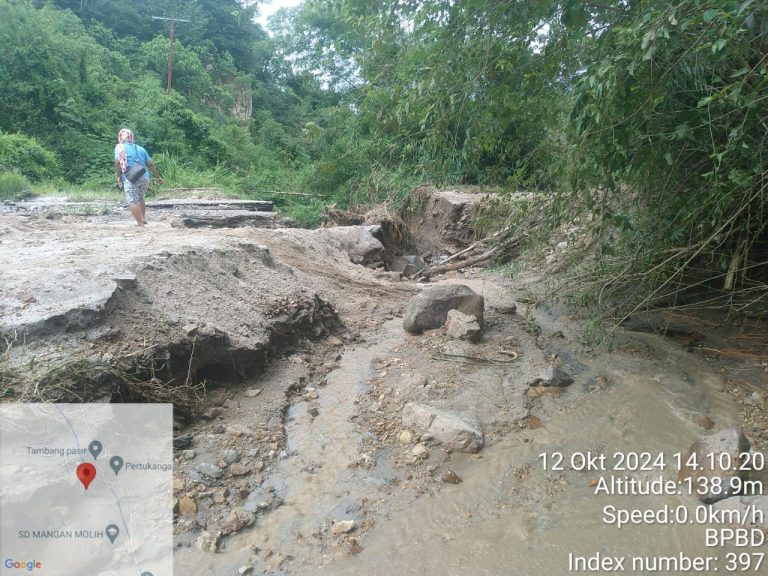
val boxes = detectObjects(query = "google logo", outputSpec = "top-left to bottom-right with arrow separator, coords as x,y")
3,559 -> 42,571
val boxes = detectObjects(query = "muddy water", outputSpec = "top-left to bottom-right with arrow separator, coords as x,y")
174,321 -> 404,574
327,332 -> 751,575
175,306 -> 763,575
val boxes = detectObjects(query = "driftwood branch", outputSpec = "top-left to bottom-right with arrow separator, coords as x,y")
436,226 -> 513,267
417,245 -> 502,277
414,230 -> 527,278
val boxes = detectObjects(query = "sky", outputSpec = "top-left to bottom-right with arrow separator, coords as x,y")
255,0 -> 304,29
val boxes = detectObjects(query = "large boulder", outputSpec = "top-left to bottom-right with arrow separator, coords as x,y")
402,402 -> 483,453
311,225 -> 386,268
403,284 -> 484,334
678,428 -> 751,503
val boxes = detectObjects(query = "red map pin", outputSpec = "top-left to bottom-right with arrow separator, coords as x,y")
77,462 -> 96,490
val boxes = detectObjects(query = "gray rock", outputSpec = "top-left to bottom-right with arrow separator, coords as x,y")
744,392 -> 764,407
493,298 -> 517,315
243,491 -> 284,514
391,255 -> 427,277
445,309 -> 482,342
331,519 -> 356,534
530,365 -> 574,388
403,284 -> 484,334
178,495 -> 198,517
680,428 -> 751,503
195,531 -> 220,554
173,433 -> 194,449
224,449 -> 240,465
402,402 -> 483,453
243,493 -> 260,513
197,463 -> 223,479
440,470 -> 462,484
314,225 -> 386,268
411,443 -> 429,459
181,449 -> 196,461
188,469 -> 203,484
225,424 -> 254,437
229,463 -> 249,476
398,429 -> 415,445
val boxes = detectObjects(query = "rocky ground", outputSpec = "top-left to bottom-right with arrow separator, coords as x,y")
1,189 -> 766,575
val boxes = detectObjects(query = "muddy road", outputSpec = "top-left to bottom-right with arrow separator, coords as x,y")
1,193 -> 767,575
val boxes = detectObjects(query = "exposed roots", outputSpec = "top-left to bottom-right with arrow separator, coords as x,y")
14,356 -> 205,413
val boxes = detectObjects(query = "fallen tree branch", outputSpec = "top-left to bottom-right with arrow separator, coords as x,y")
414,224 -> 532,279
435,226 -> 513,267
416,245 -> 502,277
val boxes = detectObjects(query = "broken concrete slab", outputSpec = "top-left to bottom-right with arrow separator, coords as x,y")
150,199 -> 273,211
172,211 -> 293,229
1,279 -> 120,337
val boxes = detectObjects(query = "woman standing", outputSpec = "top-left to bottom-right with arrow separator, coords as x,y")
114,128 -> 164,227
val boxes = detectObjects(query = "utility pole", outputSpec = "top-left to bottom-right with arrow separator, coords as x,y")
151,15 -> 191,96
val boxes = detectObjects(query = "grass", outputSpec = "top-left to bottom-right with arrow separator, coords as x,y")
0,171 -> 33,200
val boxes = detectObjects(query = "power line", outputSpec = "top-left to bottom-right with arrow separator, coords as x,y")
151,15 -> 192,96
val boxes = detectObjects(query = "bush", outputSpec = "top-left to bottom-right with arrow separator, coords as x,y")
0,132 -> 60,181
0,171 -> 32,200
281,197 -> 325,229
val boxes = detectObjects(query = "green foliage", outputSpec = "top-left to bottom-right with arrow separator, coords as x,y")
281,197 -> 326,229
0,171 -> 32,201
140,36 -> 217,99
279,0 -> 575,190
151,152 -> 239,192
0,0 -> 327,194
0,132 -> 60,181
566,0 -> 768,315
0,2 -> 123,181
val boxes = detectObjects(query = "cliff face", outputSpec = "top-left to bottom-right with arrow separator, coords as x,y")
231,84 -> 252,122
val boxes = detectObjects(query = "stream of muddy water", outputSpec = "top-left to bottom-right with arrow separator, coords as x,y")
175,285 -> 766,576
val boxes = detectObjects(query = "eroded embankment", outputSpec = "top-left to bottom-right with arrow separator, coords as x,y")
0,208 -> 410,404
